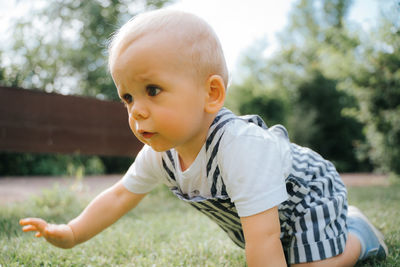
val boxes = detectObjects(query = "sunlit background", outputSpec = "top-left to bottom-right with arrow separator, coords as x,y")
0,0 -> 399,177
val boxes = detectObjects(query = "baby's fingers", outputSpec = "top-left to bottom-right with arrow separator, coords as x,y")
20,218 -> 48,234
22,225 -> 38,232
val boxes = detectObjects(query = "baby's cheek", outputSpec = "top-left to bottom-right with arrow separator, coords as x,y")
128,116 -> 145,144
128,115 -> 136,134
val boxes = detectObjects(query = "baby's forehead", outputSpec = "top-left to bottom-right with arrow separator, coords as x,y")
114,31 -> 197,74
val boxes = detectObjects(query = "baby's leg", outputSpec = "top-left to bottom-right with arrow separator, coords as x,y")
291,233 -> 360,267
292,206 -> 388,267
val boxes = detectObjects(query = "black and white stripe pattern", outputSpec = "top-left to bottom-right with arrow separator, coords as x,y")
280,143 -> 348,264
162,108 -> 246,247
161,108 -> 348,264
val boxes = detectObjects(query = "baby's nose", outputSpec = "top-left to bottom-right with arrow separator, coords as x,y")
130,102 -> 149,120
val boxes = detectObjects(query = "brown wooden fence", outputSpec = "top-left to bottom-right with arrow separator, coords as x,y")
0,86 -> 142,157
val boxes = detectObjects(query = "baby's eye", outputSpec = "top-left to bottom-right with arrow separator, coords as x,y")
146,85 -> 161,97
122,93 -> 133,104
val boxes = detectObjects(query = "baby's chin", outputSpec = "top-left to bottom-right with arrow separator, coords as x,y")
134,134 -> 175,152
145,142 -> 174,152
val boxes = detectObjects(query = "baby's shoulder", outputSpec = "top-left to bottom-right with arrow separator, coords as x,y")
222,119 -> 286,144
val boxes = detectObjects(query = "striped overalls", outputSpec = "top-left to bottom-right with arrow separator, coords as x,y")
161,108 -> 348,264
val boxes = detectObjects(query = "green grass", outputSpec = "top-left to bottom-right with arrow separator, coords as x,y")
1,184 -> 399,266
348,186 -> 400,267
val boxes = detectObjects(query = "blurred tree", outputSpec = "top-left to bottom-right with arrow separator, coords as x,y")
0,0 -> 173,100
227,39 -> 289,127
227,0 -> 370,172
295,70 -> 366,171
229,79 -> 288,127
348,2 -> 400,175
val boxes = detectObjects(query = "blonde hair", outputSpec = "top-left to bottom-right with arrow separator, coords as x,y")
108,9 -> 229,87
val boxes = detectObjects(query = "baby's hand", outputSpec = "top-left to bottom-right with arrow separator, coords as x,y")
20,218 -> 76,249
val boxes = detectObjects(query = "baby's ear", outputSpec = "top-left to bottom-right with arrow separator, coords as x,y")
204,75 -> 225,114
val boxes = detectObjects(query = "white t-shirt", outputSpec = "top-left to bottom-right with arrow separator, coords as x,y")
122,119 -> 292,217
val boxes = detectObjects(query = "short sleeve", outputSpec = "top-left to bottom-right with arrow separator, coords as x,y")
122,145 -> 163,194
218,121 -> 291,217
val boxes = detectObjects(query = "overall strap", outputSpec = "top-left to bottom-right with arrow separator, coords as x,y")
159,108 -> 271,249
161,108 -> 269,195
205,108 -> 269,197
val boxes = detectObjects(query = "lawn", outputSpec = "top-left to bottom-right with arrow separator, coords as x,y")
0,183 -> 399,266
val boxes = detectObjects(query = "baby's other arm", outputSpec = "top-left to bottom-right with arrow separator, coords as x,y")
20,180 -> 146,248
241,206 -> 286,267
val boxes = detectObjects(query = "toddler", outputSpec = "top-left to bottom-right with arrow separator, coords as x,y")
20,9 -> 387,266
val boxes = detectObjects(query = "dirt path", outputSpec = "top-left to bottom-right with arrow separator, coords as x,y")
0,175 -> 120,205
0,173 -> 389,205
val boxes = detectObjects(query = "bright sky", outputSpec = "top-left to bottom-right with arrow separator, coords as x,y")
166,0 -> 380,72
0,0 -> 380,73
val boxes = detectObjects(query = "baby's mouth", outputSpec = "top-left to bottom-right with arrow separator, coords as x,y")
136,123 -> 155,139
139,131 -> 155,139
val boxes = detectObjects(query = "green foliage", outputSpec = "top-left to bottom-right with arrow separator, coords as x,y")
294,70 -> 368,171
347,5 -> 400,174
226,38 -> 289,127
0,152 -> 105,176
1,184 -> 399,266
231,0 -> 400,176
0,0 -> 173,100
0,152 -> 135,176
228,80 -> 287,127
228,0 -> 367,172
229,0 -> 400,175
99,155 -> 134,174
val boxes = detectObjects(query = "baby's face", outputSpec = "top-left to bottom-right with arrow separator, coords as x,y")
111,33 -> 210,154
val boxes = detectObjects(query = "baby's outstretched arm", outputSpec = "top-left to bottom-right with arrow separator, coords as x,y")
20,180 -> 146,248
241,206 -> 286,267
